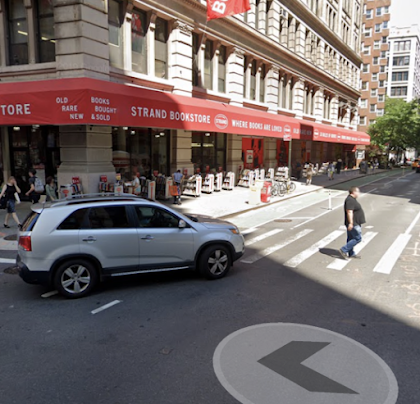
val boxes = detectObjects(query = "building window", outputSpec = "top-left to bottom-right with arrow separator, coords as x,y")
131,9 -> 147,74
378,94 -> 385,102
279,73 -> 294,110
377,108 -> 384,116
204,40 -> 213,90
259,65 -> 266,103
250,60 -> 257,100
108,0 -> 123,69
370,104 -> 376,112
323,93 -> 332,119
155,18 -> 168,79
375,23 -> 381,33
373,56 -> 379,65
364,28 -> 372,38
304,85 -> 315,115
381,36 -> 388,44
379,80 -> 385,87
366,9 -> 372,19
390,87 -> 408,96
218,46 -> 227,93
384,6 -> 390,13
35,0 -> 55,63
394,40 -> 411,51
361,81 -> 368,90
369,119 -> 376,126
383,21 -> 389,29
362,45 -> 370,55
359,116 -> 366,125
360,99 -> 367,108
380,50 -> 387,58
374,40 -> 380,49
392,71 -> 409,82
372,73 -> 378,81
376,7 -> 382,16
371,88 -> 378,97
380,65 -> 386,73
362,63 -> 369,73
192,133 -> 227,174
393,56 -> 410,66
6,0 -> 28,65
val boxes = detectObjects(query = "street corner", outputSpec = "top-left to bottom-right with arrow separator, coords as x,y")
213,323 -> 398,404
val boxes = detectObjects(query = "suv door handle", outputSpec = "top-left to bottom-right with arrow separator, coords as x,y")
82,237 -> 97,242
141,235 -> 154,240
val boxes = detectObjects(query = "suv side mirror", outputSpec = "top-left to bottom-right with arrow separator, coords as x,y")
179,220 -> 187,229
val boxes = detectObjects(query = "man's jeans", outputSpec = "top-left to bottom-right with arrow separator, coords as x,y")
341,225 -> 362,257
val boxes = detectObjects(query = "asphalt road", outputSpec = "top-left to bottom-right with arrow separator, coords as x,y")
1,170 -> 420,404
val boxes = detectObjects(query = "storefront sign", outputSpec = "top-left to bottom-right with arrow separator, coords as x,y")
72,177 -> 80,184
0,78 -> 371,146
100,175 -> 108,183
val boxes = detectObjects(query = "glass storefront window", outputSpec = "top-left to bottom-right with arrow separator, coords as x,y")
204,40 -> 213,90
132,9 -> 147,73
191,132 -> 226,174
7,0 -> 28,65
108,0 -> 124,69
155,18 -> 168,78
36,0 -> 55,63
112,127 -> 170,181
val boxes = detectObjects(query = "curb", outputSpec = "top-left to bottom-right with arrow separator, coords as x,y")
218,170 -> 403,220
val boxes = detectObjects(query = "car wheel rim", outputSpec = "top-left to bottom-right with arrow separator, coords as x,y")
61,265 -> 91,294
207,250 -> 228,275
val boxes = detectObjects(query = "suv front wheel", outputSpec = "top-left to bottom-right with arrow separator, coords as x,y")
54,259 -> 98,298
199,244 -> 231,280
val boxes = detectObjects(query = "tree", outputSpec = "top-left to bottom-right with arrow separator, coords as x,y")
368,98 -> 420,153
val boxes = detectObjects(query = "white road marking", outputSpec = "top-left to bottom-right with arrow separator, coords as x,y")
405,211 -> 420,235
241,227 -> 258,235
339,225 -> 347,230
327,232 -> 378,271
241,229 -> 313,264
373,234 -> 412,275
41,290 -> 59,298
246,229 -> 283,246
91,300 -> 122,315
293,204 -> 342,228
0,258 -> 15,264
285,230 -> 344,268
365,226 -> 374,229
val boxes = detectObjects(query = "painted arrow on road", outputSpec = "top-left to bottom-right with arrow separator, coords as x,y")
258,341 -> 358,394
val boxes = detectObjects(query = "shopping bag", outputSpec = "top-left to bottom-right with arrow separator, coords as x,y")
14,193 -> 21,204
0,196 -> 6,210
169,185 -> 180,196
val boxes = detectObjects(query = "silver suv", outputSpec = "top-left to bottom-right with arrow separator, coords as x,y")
17,195 -> 245,298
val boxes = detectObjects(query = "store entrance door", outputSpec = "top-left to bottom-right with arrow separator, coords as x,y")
11,149 -> 31,195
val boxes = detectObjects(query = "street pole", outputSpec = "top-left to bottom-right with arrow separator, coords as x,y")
288,140 -> 292,178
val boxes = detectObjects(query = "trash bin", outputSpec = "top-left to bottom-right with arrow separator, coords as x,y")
261,181 -> 272,203
255,179 -> 264,189
248,186 -> 261,205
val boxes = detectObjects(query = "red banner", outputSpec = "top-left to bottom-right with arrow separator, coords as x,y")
207,0 -> 251,21
0,77 -> 370,145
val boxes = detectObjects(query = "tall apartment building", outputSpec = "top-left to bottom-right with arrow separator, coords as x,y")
387,25 -> 420,101
0,0 -> 368,194
358,0 -> 391,130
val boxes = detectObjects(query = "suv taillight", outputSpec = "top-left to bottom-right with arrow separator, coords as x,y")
19,236 -> 32,252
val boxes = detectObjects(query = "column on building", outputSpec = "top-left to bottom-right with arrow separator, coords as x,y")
316,40 -> 325,69
58,126 -> 115,194
226,134 -> 243,175
266,0 -> 280,42
227,47 -> 245,107
343,105 -> 351,128
146,12 -> 157,76
330,95 -> 339,124
256,0 -> 267,34
171,130 -> 194,175
265,66 -> 280,113
247,0 -> 257,28
292,78 -> 305,118
54,0 -> 110,79
170,21 -> 194,96
288,17 -> 296,51
314,88 -> 324,122
294,22 -> 306,57
24,0 -> 37,64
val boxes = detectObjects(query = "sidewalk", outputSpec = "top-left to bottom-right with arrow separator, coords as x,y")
0,168 -> 395,250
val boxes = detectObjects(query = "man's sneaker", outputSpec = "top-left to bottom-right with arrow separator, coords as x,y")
350,254 -> 361,259
338,249 -> 349,260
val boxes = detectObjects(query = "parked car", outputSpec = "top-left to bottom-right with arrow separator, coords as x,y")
412,159 -> 419,170
17,195 -> 245,298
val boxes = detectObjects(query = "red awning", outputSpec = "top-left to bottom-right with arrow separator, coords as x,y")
0,78 -> 370,145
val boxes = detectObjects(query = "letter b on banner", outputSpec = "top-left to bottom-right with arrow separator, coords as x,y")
212,1 -> 227,14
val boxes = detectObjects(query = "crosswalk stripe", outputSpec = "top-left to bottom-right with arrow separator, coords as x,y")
0,258 -> 15,264
241,227 -> 258,235
284,230 -> 344,268
327,232 -> 378,271
373,234 -> 412,275
241,229 -> 313,264
245,229 -> 283,246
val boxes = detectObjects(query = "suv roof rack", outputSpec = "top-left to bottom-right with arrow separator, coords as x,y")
50,193 -> 147,207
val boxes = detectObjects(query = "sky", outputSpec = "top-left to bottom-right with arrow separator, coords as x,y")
390,0 -> 420,28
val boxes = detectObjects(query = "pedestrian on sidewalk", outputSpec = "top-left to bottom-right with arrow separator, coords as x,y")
0,176 -> 22,228
339,187 -> 366,260
45,176 -> 58,202
26,169 -> 42,204
173,170 -> 184,205
327,162 -> 335,180
306,163 -> 314,186
336,159 -> 342,174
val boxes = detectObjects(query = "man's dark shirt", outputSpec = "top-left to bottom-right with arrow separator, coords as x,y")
344,195 -> 366,227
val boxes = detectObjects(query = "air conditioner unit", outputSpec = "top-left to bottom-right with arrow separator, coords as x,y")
280,8 -> 288,19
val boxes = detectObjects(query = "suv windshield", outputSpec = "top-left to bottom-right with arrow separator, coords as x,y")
21,211 -> 40,232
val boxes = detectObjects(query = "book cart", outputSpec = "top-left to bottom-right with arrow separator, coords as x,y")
237,169 -> 255,187
202,174 -> 215,194
183,175 -> 202,197
60,177 -> 83,199
223,172 -> 235,190
214,173 -> 223,192
155,175 -> 172,200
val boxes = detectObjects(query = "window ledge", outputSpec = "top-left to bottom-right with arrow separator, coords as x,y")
243,100 -> 269,112
110,67 -> 175,92
322,119 -> 334,125
302,114 -> 317,122
0,62 -> 56,76
192,87 -> 231,103
277,108 -> 296,118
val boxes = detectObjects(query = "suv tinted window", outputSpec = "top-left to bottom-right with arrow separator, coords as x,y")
58,208 -> 88,230
21,211 -> 40,231
136,206 -> 180,228
88,206 -> 131,229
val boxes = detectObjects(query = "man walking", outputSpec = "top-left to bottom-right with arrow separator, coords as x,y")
172,169 -> 184,205
339,186 -> 366,260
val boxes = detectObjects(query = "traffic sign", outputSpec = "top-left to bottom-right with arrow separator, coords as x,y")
213,323 -> 398,404
283,134 -> 292,141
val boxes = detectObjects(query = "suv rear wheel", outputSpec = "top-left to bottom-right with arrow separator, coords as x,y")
54,259 -> 98,298
199,244 -> 231,280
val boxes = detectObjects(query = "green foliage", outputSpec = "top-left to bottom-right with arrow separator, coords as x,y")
368,98 -> 420,151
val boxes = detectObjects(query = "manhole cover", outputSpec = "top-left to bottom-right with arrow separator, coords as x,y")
274,219 -> 292,223
4,234 -> 17,241
4,266 -> 19,275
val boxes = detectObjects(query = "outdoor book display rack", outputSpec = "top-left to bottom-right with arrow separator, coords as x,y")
183,175 -> 202,197
238,169 -> 255,187
223,172 -> 235,190
202,174 -> 215,194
